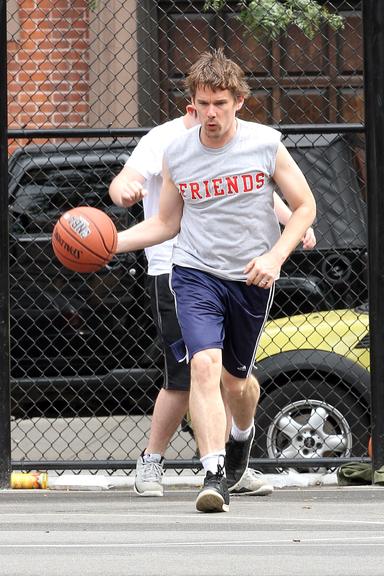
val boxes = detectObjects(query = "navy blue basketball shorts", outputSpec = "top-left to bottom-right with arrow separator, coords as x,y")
147,273 -> 190,391
170,265 -> 275,379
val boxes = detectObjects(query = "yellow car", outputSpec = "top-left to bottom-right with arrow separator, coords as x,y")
252,304 -> 370,468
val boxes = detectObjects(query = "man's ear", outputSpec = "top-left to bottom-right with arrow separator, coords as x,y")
186,104 -> 197,117
236,96 -> 244,112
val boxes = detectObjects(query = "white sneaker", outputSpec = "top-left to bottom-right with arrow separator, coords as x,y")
230,468 -> 273,496
134,454 -> 164,497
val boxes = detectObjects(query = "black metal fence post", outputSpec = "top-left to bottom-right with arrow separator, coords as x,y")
363,0 -> 384,476
0,0 -> 12,488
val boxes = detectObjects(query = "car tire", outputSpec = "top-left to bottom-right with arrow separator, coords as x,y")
252,380 -> 370,471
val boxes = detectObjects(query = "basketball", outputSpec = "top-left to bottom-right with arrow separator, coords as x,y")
52,206 -> 117,273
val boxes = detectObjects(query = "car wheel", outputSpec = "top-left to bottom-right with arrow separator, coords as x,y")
252,380 -> 370,471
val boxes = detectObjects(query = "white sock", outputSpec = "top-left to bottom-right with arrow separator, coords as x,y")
231,421 -> 253,442
143,452 -> 162,463
200,451 -> 226,474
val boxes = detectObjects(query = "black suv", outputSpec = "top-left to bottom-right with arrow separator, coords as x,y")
9,139 -> 161,418
8,134 -> 368,418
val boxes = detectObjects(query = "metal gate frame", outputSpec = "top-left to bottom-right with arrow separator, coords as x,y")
1,0 -> 383,484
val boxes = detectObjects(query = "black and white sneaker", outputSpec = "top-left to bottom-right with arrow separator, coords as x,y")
225,426 -> 255,492
195,465 -> 230,513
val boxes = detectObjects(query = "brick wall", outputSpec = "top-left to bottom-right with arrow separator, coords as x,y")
8,0 -> 89,131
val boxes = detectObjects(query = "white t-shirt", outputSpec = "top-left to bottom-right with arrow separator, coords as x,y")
125,116 -> 188,275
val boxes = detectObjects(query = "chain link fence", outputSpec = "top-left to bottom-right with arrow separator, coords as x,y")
5,0 -> 370,474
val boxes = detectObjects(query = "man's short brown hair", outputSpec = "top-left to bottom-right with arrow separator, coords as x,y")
185,49 -> 251,101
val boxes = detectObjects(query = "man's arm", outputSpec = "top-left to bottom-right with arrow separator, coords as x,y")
273,192 -> 316,250
109,165 -> 147,208
245,142 -> 316,286
116,160 -> 182,254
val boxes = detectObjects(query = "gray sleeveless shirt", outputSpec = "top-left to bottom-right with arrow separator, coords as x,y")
164,119 -> 282,281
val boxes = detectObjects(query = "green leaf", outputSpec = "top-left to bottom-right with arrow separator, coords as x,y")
203,0 -> 344,39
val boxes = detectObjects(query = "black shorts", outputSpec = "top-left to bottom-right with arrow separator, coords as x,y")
147,273 -> 190,391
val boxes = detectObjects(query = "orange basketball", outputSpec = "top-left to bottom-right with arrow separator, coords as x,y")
52,206 -> 117,273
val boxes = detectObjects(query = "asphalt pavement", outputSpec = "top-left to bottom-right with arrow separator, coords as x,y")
1,485 -> 384,576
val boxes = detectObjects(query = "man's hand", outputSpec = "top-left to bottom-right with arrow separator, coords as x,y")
118,179 -> 148,207
109,166 -> 148,208
243,251 -> 282,288
302,226 -> 316,250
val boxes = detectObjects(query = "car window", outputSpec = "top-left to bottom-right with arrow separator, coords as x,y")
283,135 -> 367,250
10,161 -> 139,234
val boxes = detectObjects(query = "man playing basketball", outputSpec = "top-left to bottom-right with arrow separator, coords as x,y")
110,109 -> 315,498
116,49 -> 316,512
